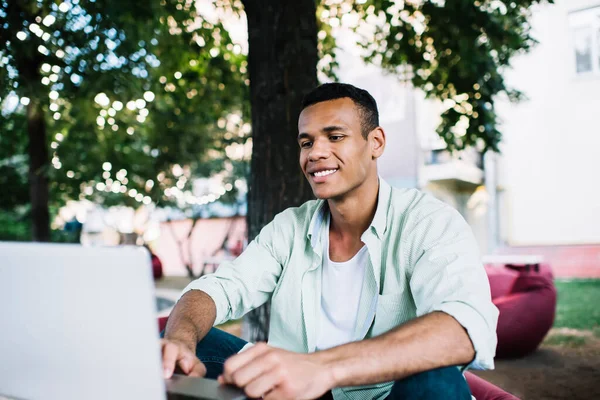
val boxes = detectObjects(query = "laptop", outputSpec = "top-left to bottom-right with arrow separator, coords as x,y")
0,242 -> 246,400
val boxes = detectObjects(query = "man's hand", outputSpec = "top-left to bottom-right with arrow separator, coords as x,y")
218,343 -> 334,400
161,338 -> 207,379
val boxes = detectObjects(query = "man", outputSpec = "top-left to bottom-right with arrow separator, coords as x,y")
161,83 -> 498,400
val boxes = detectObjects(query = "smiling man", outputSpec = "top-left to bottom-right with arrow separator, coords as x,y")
161,83 -> 499,400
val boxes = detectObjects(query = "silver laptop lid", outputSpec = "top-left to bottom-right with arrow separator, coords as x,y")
0,242 -> 165,400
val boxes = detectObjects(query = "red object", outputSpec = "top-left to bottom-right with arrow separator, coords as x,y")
485,266 -> 520,300
158,316 -> 168,333
151,254 -> 163,280
230,240 -> 244,257
487,263 -> 556,359
465,372 -> 519,400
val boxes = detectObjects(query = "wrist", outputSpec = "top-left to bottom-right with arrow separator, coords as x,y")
164,332 -> 197,352
311,350 -> 341,389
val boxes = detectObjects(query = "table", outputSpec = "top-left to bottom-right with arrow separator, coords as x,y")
482,254 -> 544,272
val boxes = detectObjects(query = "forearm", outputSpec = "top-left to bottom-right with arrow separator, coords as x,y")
164,290 -> 217,350
314,311 -> 474,388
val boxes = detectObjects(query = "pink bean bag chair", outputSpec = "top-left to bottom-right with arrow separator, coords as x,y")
465,372 -> 519,400
486,263 -> 557,358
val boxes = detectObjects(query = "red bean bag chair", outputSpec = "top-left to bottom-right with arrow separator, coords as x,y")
157,317 -> 518,399
486,266 -> 521,300
159,316 -> 169,332
151,253 -> 163,280
465,372 -> 519,400
486,263 -> 556,359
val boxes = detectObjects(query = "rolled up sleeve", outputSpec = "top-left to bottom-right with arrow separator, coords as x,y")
179,215 -> 287,326
406,205 -> 499,370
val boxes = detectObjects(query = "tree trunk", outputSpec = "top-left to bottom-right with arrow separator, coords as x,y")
27,99 -> 51,242
242,0 -> 318,341
9,2 -> 51,242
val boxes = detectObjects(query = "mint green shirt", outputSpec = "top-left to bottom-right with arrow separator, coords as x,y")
182,178 -> 498,400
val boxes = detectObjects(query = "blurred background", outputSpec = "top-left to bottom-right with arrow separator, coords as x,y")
1,0 -> 599,399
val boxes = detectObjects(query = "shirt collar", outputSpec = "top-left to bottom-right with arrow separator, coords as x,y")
370,177 -> 391,239
307,177 -> 391,249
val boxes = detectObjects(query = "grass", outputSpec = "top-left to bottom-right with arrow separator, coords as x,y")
544,334 -> 587,347
553,279 -> 600,334
541,279 -> 600,346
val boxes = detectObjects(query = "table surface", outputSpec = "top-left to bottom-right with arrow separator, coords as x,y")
482,254 -> 544,265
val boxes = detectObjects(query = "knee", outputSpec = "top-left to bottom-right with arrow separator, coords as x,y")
198,327 -> 248,355
388,367 -> 471,400
196,328 -> 248,380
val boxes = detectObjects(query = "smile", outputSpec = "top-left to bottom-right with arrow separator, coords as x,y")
311,169 -> 338,177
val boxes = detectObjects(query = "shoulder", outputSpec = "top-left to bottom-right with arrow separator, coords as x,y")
390,187 -> 449,215
270,199 -> 321,228
260,199 -> 322,236
388,187 -> 468,239
273,199 -> 321,223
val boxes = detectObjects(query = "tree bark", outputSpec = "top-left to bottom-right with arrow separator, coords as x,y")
27,99 -> 51,242
9,2 -> 51,242
242,0 -> 318,341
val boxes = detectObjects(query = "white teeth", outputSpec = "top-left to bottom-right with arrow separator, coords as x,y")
314,169 -> 337,177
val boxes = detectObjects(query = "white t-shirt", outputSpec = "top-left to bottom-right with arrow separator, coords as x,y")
316,218 -> 369,351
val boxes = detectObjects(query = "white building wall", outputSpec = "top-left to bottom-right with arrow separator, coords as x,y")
496,0 -> 600,245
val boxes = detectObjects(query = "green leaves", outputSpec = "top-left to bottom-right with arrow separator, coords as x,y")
1,0 -> 248,218
0,0 -> 551,240
324,0 -> 553,153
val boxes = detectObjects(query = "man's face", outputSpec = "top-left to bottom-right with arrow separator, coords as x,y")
297,98 -> 382,200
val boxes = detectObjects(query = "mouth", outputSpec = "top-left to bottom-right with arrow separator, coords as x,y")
309,168 -> 338,182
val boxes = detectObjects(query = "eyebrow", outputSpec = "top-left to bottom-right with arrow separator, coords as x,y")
297,125 -> 347,141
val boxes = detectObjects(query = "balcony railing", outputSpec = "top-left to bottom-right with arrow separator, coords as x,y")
421,148 -> 484,187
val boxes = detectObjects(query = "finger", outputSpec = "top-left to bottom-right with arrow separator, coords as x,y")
177,354 -> 194,374
182,357 -> 206,377
171,343 -> 206,378
161,341 -> 179,379
221,342 -> 271,383
243,367 -> 284,400
228,349 -> 281,388
187,359 -> 207,377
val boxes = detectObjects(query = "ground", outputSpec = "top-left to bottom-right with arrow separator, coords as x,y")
474,279 -> 600,400
474,328 -> 600,399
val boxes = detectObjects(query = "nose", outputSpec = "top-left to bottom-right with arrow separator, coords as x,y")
308,138 -> 330,162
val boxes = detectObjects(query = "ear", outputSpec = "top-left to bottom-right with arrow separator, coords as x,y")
369,127 -> 386,159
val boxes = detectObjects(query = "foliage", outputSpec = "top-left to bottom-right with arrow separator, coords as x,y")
0,0 -> 552,240
324,0 -> 553,153
0,0 -> 249,231
0,208 -> 30,241
0,207 -> 79,242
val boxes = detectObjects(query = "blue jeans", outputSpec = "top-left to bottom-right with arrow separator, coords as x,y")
163,328 -> 471,399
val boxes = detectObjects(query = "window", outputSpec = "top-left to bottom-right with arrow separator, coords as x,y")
574,26 -> 593,73
569,6 -> 600,76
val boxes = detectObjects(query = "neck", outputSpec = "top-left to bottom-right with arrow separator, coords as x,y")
327,176 -> 380,240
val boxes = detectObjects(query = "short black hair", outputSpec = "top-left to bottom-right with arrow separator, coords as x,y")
301,83 -> 379,139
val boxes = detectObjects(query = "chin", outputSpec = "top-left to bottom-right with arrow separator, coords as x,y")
311,186 -> 342,200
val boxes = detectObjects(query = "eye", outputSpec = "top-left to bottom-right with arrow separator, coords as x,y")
329,135 -> 344,141
300,141 -> 312,149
